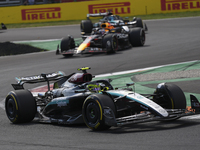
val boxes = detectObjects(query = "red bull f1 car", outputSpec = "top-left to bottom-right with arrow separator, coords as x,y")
5,67 -> 200,131
56,22 -> 145,57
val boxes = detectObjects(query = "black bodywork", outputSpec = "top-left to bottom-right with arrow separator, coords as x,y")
57,24 -> 145,57
5,67 -> 200,131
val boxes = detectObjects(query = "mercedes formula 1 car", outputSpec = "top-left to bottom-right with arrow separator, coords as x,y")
80,11 -> 147,34
56,22 -> 145,57
5,67 -> 200,131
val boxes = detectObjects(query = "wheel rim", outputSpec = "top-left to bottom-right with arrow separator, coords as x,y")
112,36 -> 118,51
86,102 -> 99,125
140,30 -> 145,45
90,109 -> 95,118
6,98 -> 16,120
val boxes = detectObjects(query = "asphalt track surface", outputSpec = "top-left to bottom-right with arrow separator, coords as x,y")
0,17 -> 200,150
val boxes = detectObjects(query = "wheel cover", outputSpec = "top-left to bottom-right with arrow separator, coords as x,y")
6,98 -> 17,120
86,102 -> 100,125
140,30 -> 145,45
112,36 -> 118,51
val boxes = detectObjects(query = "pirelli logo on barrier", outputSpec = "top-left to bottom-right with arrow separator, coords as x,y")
21,7 -> 61,21
88,2 -> 130,14
161,0 -> 200,11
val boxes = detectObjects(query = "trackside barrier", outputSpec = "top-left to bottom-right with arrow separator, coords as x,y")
1,0 -> 200,24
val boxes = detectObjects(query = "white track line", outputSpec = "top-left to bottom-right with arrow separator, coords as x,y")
13,39 -> 61,43
95,60 -> 198,78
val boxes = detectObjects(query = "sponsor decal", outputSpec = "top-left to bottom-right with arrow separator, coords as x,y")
18,72 -> 63,81
161,0 -> 200,11
57,101 -> 67,107
88,2 -> 130,14
21,7 -> 61,21
137,95 -> 144,99
88,47 -> 103,51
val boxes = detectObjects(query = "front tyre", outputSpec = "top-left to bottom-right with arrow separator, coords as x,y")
154,83 -> 187,121
60,36 -> 75,57
154,83 -> 186,109
5,90 -> 36,124
103,34 -> 118,53
82,94 -> 116,131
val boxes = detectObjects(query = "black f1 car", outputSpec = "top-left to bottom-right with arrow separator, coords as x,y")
5,67 -> 200,131
56,22 -> 145,57
80,11 -> 147,35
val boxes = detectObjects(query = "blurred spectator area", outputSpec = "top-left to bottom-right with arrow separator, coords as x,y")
0,0 -> 22,6
0,0 -> 92,6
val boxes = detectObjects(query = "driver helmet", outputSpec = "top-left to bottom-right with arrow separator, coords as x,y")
100,23 -> 114,31
99,28 -> 105,35
108,15 -> 115,21
87,83 -> 101,93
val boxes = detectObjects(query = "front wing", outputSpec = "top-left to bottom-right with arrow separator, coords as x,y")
103,94 -> 200,127
60,43 -> 131,55
104,107 -> 200,127
61,47 -> 108,55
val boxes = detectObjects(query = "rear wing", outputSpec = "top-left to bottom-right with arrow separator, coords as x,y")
12,71 -> 66,90
87,12 -> 108,19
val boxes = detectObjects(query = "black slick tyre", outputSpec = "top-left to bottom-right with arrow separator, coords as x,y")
5,90 -> 36,124
129,28 -> 145,47
80,20 -> 93,34
136,18 -> 143,28
103,34 -> 118,53
164,83 -> 186,121
60,36 -> 75,57
154,83 -> 187,121
82,94 -> 116,131
164,83 -> 186,109
144,23 -> 148,31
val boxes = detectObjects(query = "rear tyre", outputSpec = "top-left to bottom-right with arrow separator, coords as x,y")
82,94 -> 116,131
80,20 -> 93,34
5,90 -> 36,124
60,36 -> 75,57
129,28 -> 145,47
103,34 -> 118,53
